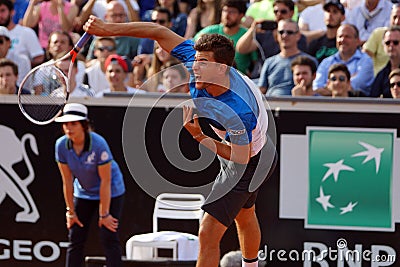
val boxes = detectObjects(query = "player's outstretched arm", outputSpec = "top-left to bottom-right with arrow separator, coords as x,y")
83,15 -> 186,53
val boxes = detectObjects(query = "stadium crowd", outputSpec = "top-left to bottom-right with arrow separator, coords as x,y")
1,0 -> 399,98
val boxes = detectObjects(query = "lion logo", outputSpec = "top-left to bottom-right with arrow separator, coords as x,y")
0,125 -> 39,223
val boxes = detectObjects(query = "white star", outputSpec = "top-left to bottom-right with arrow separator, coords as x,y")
322,159 -> 355,182
351,141 -> 384,174
340,202 -> 358,215
316,187 -> 335,212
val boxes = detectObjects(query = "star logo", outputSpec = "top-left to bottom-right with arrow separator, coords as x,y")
316,187 -> 335,211
340,202 -> 358,215
322,159 -> 354,182
351,141 -> 384,174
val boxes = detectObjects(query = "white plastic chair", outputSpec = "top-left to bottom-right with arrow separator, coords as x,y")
126,193 -> 205,261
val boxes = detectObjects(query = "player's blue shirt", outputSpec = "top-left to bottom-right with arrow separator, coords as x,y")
55,132 -> 125,200
171,40 -> 268,154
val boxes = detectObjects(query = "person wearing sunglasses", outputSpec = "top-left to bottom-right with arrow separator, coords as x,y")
388,68 -> 400,98
313,24 -> 374,96
236,0 -> 307,79
370,26 -> 400,98
243,0 -> 298,27
84,37 -> 117,95
326,63 -> 357,97
258,19 -> 318,96
363,4 -> 400,76
86,2 -> 141,63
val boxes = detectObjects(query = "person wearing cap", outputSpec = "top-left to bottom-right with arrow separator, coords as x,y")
96,54 -> 145,97
307,0 -> 346,63
55,103 -> 125,267
0,26 -> 30,86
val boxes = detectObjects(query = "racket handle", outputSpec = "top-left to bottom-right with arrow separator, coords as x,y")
74,32 -> 93,51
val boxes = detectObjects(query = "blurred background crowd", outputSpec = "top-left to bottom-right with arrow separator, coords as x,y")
2,0 -> 400,98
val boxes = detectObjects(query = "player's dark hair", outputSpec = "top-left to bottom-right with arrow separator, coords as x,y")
194,34 -> 235,67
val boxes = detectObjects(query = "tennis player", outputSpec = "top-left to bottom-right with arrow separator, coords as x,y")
84,14 -> 276,267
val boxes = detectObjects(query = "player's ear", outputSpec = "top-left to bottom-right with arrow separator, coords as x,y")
218,63 -> 228,74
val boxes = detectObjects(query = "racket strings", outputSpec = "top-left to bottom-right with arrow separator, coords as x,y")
19,65 -> 68,124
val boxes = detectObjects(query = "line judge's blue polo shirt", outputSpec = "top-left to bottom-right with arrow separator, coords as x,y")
55,132 -> 125,200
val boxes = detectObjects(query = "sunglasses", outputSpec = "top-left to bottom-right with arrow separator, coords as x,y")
329,75 -> 346,82
274,9 -> 289,14
0,38 -> 8,45
390,81 -> 400,88
384,40 -> 400,46
278,30 -> 298,35
152,19 -> 167,24
97,46 -> 116,52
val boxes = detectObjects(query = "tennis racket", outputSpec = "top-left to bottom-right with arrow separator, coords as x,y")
18,32 -> 92,125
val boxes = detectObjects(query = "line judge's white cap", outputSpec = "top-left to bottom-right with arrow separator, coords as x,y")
55,103 -> 88,122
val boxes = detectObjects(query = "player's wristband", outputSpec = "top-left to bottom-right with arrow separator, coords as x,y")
99,213 -> 110,219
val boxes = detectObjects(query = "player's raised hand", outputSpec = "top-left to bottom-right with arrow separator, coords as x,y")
83,15 -> 110,36
183,106 -> 202,138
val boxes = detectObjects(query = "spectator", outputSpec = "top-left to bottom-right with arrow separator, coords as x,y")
313,24 -> 374,96
243,0 -> 298,27
22,0 -> 79,49
184,0 -> 222,39
236,0 -> 307,78
307,0 -> 345,63
54,56 -> 95,97
298,0 -> 326,43
345,0 -> 392,43
291,55 -> 318,96
195,0 -> 258,75
76,0 -> 139,30
143,0 -> 187,36
238,0 -> 306,57
86,1 -> 140,61
0,0 -> 44,67
370,26 -> 400,98
137,7 -> 172,56
363,3 -> 400,75
46,30 -> 86,84
158,61 -> 189,93
0,26 -> 30,86
258,19 -> 318,96
84,37 -> 117,95
326,63 -> 361,97
136,41 -> 180,90
96,54 -> 145,96
0,58 -> 29,94
389,68 -> 400,98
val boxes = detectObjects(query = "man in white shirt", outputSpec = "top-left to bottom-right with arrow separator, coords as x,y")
0,0 -> 44,67
0,26 -> 30,85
